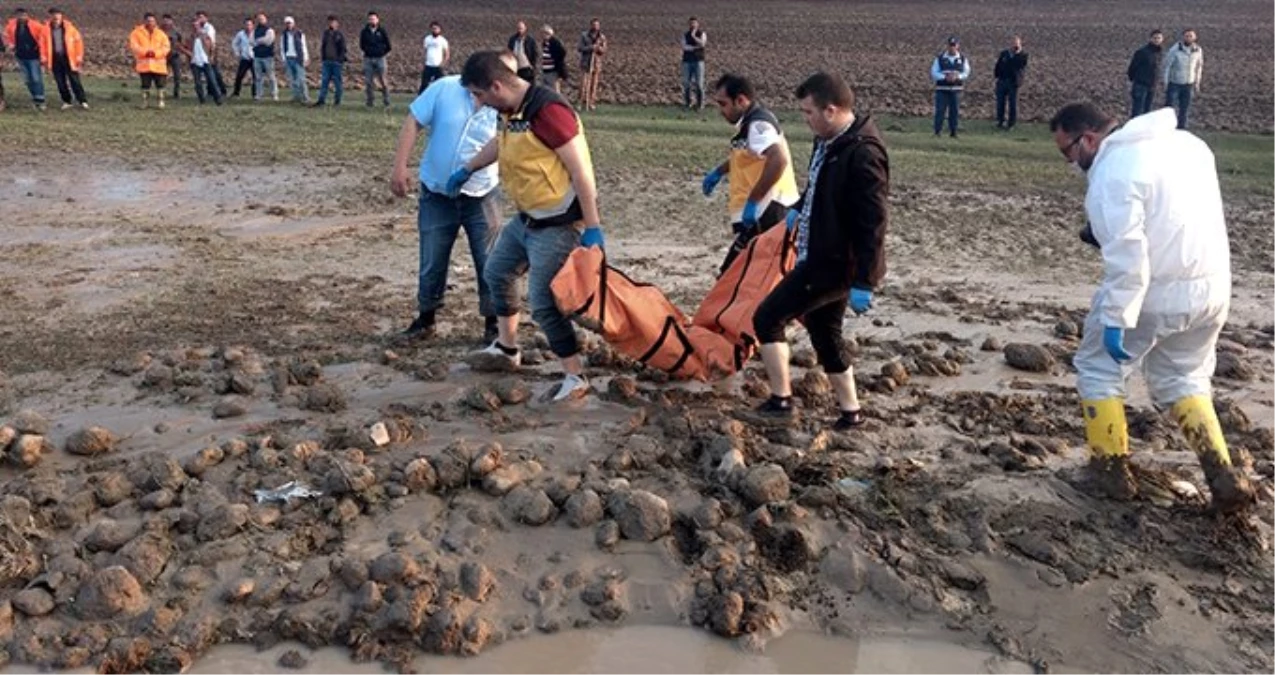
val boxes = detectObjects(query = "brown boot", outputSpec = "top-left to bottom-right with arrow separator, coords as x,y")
1200,452 -> 1256,514
1085,455 -> 1138,501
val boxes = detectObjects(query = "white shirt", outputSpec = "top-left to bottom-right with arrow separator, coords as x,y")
424,34 -> 448,67
191,24 -> 214,66
744,120 -> 780,155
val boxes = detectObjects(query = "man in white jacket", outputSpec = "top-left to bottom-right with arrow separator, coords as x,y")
1162,29 -> 1203,129
1049,102 -> 1253,513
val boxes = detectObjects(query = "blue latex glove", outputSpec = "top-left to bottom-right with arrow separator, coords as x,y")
1103,326 -> 1133,363
701,167 -> 724,197
580,225 -> 605,250
849,288 -> 873,315
740,200 -> 760,229
445,167 -> 473,196
785,208 -> 799,232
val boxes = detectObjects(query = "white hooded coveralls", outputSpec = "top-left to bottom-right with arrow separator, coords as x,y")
1075,107 -> 1231,406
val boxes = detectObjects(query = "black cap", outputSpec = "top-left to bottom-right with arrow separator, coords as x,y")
947,36 -> 959,45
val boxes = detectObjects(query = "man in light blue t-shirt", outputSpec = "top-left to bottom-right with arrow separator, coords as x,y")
391,73 -> 501,343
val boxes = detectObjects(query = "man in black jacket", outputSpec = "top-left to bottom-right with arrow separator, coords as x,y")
314,15 -> 346,106
1125,29 -> 1163,118
749,71 -> 889,431
360,11 -> 390,107
507,21 -> 537,83
993,35 -> 1027,129
538,25 -> 568,92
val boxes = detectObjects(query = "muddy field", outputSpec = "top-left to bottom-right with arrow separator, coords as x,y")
0,1 -> 1273,674
28,0 -> 1275,132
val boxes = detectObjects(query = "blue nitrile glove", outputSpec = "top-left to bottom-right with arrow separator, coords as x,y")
785,208 -> 798,232
741,200 -> 761,229
702,167 -> 724,197
1103,326 -> 1133,363
580,225 -> 605,250
849,288 -> 873,315
445,167 -> 473,196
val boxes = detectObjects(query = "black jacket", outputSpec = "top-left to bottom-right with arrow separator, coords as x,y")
544,37 -> 568,77
793,115 -> 889,290
1126,42 -> 1162,87
507,32 -> 537,69
360,25 -> 391,58
321,28 -> 347,62
993,48 -> 1028,86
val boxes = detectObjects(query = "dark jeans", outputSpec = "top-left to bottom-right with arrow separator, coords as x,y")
418,188 -> 497,318
51,54 -> 87,104
934,89 -> 960,135
1165,82 -> 1193,129
211,64 -> 228,98
753,261 -> 850,374
1130,83 -> 1154,118
191,63 -> 223,104
681,60 -> 704,108
168,58 -> 182,98
484,214 -> 581,358
419,65 -> 444,93
994,80 -> 1018,126
232,58 -> 256,96
720,201 -> 786,275
17,58 -> 44,104
316,61 -> 343,104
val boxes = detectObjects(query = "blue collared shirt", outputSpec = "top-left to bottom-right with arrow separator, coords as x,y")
409,75 -> 499,197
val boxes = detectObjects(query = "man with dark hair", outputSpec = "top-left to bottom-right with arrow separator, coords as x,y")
418,20 -> 448,93
186,11 -> 223,105
680,17 -> 706,111
251,12 -> 279,101
701,73 -> 799,273
41,7 -> 87,109
5,8 -> 47,110
452,50 -> 607,402
993,35 -> 1027,129
930,36 -> 969,137
1126,29 -> 1164,118
1049,102 -> 1250,512
193,11 -> 226,98
577,18 -> 606,110
314,15 -> 346,106
160,14 -> 184,100
507,21 -> 537,83
1163,29 -> 1203,129
230,16 -> 256,97
749,71 -> 888,431
129,12 -> 171,109
279,16 -> 309,104
360,11 -> 391,107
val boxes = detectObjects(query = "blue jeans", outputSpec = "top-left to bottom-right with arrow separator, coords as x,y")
316,61 -> 343,104
190,64 -> 223,104
994,80 -> 1018,126
1130,83 -> 1154,118
253,56 -> 278,100
417,188 -> 497,317
286,57 -> 309,102
681,60 -> 704,108
1165,83 -> 1193,129
934,89 -> 960,135
17,58 -> 44,104
483,215 -> 581,358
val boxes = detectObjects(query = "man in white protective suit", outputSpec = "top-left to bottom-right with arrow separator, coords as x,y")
1048,102 -> 1254,513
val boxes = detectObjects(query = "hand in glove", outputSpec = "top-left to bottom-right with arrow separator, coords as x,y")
1103,326 -> 1133,363
445,167 -> 473,196
701,167 -> 724,197
848,288 -> 873,315
580,225 -> 605,250
740,200 -> 760,230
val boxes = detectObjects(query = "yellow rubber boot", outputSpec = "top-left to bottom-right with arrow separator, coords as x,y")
1172,395 -> 1254,513
1081,398 -> 1137,500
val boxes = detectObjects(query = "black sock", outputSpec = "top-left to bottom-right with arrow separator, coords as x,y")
496,342 -> 518,356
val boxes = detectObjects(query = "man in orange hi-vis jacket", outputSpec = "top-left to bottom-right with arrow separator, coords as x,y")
5,8 -> 48,110
129,12 -> 171,109
40,8 -> 87,109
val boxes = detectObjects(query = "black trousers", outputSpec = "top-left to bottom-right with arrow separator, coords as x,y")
753,261 -> 851,374
232,58 -> 256,96
168,58 -> 182,97
419,65 -> 444,93
52,54 -> 86,104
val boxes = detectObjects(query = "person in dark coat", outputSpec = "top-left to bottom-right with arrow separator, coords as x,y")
507,20 -> 537,83
993,35 -> 1028,129
1126,29 -> 1164,118
537,25 -> 568,92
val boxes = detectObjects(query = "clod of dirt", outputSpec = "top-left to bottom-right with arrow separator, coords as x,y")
581,578 -> 622,607
881,361 -> 910,385
403,457 -> 438,492
171,566 -> 216,593
596,520 -> 620,550
493,378 -> 533,405
565,489 -> 604,528
12,588 -> 55,617
221,372 -> 256,396
93,472 -> 135,507
0,426 -> 14,453
85,518 -> 140,553
422,607 -> 464,654
470,443 -> 503,478
986,441 -> 1044,472
790,349 -> 818,368
10,409 -> 49,435
369,552 -> 423,586
302,383 -> 347,412
1003,343 -> 1056,373
182,446 -> 226,477
223,578 -> 255,603
792,370 -> 831,403
116,533 -> 174,585
609,490 -> 671,542
141,363 -> 174,389
708,591 -> 745,637
980,336 -> 1003,352
278,650 -> 309,669
483,460 -> 543,496
464,386 -> 504,412
65,426 -> 119,457
689,498 -> 724,530
460,562 -> 496,602
8,434 -> 50,468
606,376 -> 640,401
99,637 -> 152,674
740,464 -> 791,507
353,580 -> 383,614
940,560 -> 986,590
336,558 -> 369,591
461,615 -> 495,656
430,449 -> 470,491
819,546 -> 867,594
75,566 -> 148,620
128,454 -> 188,493
138,490 -> 174,511
504,486 -> 556,526
759,522 -> 822,572
1215,351 -> 1255,381
324,461 -> 375,496
288,360 -> 324,386
212,398 -> 248,419
196,503 -> 249,542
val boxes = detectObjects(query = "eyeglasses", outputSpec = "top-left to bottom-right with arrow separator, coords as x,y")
1060,134 -> 1084,159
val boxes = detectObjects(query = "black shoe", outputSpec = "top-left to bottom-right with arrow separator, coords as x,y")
950,131 -> 958,138
482,316 -> 499,344
756,395 -> 795,418
401,311 -> 436,340
833,409 -> 865,431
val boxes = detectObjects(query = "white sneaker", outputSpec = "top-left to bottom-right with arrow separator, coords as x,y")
60,103 -> 73,111
466,340 -> 521,373
551,373 -> 590,402
79,102 -> 89,110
